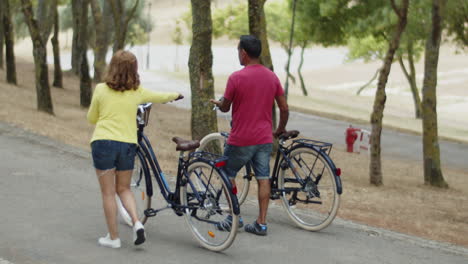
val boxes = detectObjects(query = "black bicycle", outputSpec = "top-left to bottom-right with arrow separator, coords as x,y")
117,103 -> 240,252
198,130 -> 343,231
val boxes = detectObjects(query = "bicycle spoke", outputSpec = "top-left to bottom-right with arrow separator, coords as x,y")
181,161 -> 238,251
315,185 -> 334,189
197,133 -> 251,206
192,166 -> 220,202
294,154 -> 319,182
279,147 -> 340,231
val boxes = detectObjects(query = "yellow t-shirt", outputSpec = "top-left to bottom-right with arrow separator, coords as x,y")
87,83 -> 179,144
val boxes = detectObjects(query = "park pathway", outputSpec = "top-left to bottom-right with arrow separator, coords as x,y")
0,122 -> 467,264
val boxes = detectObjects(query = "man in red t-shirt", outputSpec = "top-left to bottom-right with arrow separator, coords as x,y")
210,35 -> 289,236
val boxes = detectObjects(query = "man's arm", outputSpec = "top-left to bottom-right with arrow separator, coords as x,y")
209,97 -> 232,113
274,95 -> 289,137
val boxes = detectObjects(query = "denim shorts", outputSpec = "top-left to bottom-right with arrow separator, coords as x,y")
91,140 -> 137,171
223,143 -> 273,180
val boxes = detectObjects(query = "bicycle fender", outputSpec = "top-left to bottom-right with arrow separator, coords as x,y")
219,168 -> 241,215
316,147 -> 343,195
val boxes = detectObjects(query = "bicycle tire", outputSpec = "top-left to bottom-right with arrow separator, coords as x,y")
198,132 -> 251,205
117,149 -> 152,225
278,146 -> 340,231
180,160 -> 239,252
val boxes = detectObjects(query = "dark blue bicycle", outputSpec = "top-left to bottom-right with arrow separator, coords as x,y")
198,130 -> 342,231
117,103 -> 240,251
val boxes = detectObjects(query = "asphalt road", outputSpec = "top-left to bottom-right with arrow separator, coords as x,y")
287,112 -> 468,171
1,122 -> 467,264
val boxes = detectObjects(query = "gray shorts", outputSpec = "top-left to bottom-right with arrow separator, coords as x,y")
223,143 -> 273,180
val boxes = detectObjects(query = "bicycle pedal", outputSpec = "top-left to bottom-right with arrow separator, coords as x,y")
270,193 -> 281,200
144,208 -> 157,217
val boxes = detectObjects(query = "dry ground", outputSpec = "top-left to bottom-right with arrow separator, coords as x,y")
1,60 -> 467,248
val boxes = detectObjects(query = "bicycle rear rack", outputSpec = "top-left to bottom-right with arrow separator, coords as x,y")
190,151 -> 228,167
292,139 -> 333,155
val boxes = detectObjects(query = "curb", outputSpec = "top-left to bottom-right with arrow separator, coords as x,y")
332,217 -> 468,257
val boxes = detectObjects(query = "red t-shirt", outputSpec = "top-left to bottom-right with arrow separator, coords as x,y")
224,64 -> 284,146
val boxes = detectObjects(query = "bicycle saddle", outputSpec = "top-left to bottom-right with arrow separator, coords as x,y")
172,137 -> 201,151
279,130 -> 300,140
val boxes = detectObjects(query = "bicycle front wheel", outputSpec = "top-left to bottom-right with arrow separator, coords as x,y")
180,161 -> 239,252
198,133 -> 251,205
117,150 -> 152,225
278,147 -> 340,231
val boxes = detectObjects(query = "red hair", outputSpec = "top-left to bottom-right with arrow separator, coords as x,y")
104,50 -> 140,91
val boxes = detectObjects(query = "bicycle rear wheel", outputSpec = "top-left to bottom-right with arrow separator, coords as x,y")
117,150 -> 152,225
278,147 -> 340,231
180,161 -> 239,252
198,133 -> 250,205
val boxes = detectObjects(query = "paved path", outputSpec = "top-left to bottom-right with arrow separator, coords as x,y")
1,122 -> 467,264
140,71 -> 468,171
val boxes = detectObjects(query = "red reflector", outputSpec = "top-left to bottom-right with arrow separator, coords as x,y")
232,185 -> 238,195
215,161 -> 226,167
335,168 -> 341,176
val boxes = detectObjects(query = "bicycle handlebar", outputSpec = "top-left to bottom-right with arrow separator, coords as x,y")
137,103 -> 153,126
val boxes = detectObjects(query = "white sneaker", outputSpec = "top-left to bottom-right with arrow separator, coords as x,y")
133,221 -> 146,245
98,234 -> 121,248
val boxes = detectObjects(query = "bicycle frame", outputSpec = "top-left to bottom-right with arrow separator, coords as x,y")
136,121 -> 240,217
209,131 -> 343,196
136,127 -> 186,211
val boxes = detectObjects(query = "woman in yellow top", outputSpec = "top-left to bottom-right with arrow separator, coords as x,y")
87,50 -> 183,248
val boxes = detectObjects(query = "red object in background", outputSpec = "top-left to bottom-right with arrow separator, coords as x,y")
345,125 -> 360,152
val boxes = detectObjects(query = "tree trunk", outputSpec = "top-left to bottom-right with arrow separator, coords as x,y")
188,0 -> 218,141
77,0 -> 92,107
4,0 -> 17,85
102,0 -> 114,53
71,0 -> 81,74
80,50 -> 92,107
407,42 -> 422,119
421,0 -> 448,188
248,0 -> 273,71
283,45 -> 296,91
248,0 -> 278,148
38,0 -> 60,87
90,0 -> 107,82
110,0 -> 124,53
37,0 -> 56,43
21,0 -> 54,114
110,0 -> 140,53
398,42 -> 422,119
369,0 -> 409,186
297,42 -> 308,96
284,0 -> 297,99
0,0 -> 4,69
357,67 -> 380,95
51,3 -> 63,88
